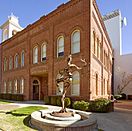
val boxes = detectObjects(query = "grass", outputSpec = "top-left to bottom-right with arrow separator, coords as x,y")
8,106 -> 48,116
0,99 -> 12,104
0,106 -> 48,131
0,113 -> 36,131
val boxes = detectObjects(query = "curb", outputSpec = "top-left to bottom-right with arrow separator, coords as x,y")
114,107 -> 132,112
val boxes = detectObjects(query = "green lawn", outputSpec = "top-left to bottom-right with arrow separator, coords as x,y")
9,106 -> 48,116
0,106 -> 48,131
0,99 -> 12,104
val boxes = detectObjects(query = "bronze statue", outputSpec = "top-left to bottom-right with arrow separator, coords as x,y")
56,55 -> 87,114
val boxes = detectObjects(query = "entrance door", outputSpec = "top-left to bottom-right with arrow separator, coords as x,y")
33,80 -> 39,100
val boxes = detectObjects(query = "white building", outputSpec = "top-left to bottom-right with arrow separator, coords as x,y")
103,10 -> 132,98
0,13 -> 23,42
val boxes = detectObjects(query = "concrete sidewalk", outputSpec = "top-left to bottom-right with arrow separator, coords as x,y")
0,100 -> 132,131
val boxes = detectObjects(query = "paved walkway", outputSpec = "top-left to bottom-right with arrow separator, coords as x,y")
114,100 -> 132,111
0,100 -> 132,131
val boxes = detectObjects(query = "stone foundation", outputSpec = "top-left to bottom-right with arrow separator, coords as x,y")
31,109 -> 97,131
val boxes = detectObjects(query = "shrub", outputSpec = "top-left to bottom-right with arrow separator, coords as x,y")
17,95 -> 24,101
56,97 -> 62,106
64,97 -> 71,108
89,98 -> 111,112
114,95 -> 122,100
120,93 -> 126,100
44,96 -> 51,105
50,96 -> 58,106
73,100 -> 89,111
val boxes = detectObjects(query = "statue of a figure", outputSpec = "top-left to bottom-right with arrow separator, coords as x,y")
56,55 -> 87,113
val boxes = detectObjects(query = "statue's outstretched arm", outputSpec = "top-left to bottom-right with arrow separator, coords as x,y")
81,58 -> 87,66
68,64 -> 82,70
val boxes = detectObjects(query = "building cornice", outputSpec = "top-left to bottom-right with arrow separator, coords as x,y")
103,10 -> 120,21
92,0 -> 113,50
1,0 -> 81,46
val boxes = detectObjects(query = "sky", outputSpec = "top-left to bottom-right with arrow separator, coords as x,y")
0,0 -> 131,54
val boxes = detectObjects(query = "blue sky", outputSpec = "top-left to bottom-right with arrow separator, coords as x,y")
0,0 -> 131,54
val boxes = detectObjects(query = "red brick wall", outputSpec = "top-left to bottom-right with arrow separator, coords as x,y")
0,0 -> 112,101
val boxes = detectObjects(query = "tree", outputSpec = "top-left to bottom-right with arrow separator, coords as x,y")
117,72 -> 132,94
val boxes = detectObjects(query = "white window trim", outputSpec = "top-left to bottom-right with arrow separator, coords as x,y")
20,78 -> 24,94
71,71 -> 80,96
71,30 -> 80,54
14,54 -> 19,69
33,46 -> 38,64
9,81 -> 12,94
4,57 -> 7,71
14,79 -> 18,94
21,50 -> 25,67
57,36 -> 64,58
3,81 -> 7,93
41,43 -> 47,62
9,56 -> 13,70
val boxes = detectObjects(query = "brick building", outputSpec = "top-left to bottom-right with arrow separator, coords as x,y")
0,0 -> 112,101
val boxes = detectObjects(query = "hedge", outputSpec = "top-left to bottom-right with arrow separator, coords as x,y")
73,98 -> 113,113
0,93 -> 24,101
44,96 -> 71,108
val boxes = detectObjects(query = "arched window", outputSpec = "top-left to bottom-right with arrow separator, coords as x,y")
33,46 -> 38,64
9,56 -> 13,70
14,54 -> 19,69
71,71 -> 80,96
9,81 -> 12,93
20,78 -> 24,94
56,73 -> 64,95
21,51 -> 24,67
107,80 -> 109,95
3,81 -> 7,93
71,30 -> 80,54
103,79 -> 105,95
41,43 -> 46,62
3,29 -> 8,41
95,74 -> 98,95
57,36 -> 64,57
97,38 -> 100,58
101,78 -> 103,95
93,31 -> 96,54
4,57 -> 7,71
14,79 -> 18,94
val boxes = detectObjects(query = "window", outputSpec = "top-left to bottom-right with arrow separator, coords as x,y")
3,81 -> 7,93
93,31 -> 96,54
14,54 -> 19,69
3,29 -> 8,41
57,36 -> 64,57
9,56 -> 13,70
71,71 -> 80,96
100,44 -> 103,62
21,51 -> 24,67
103,79 -> 105,95
20,78 -> 24,94
107,80 -> 109,95
33,46 -> 38,64
4,57 -> 7,71
96,74 -> 98,95
57,82 -> 64,95
97,38 -> 100,58
9,81 -> 12,93
101,78 -> 103,95
14,80 -> 18,94
56,73 -> 64,95
41,43 -> 46,62
71,30 -> 80,54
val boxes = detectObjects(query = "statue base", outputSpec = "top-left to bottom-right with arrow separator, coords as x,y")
51,111 -> 74,117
